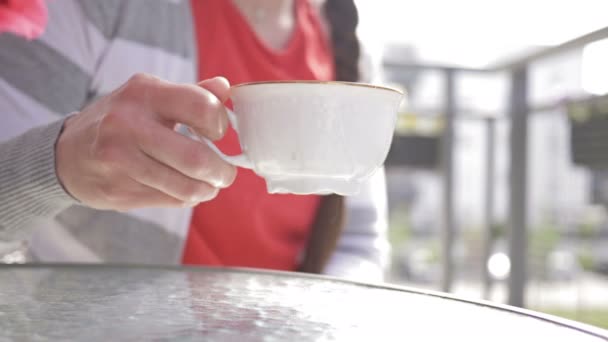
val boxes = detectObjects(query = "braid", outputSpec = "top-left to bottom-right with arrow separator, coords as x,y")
323,0 -> 360,82
299,0 -> 360,274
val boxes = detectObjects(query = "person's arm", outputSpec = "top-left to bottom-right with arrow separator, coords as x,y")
323,168 -> 391,282
0,0 -> 235,240
0,119 -> 76,238
0,0 -> 98,239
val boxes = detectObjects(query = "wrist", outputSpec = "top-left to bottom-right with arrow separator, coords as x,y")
54,113 -> 80,202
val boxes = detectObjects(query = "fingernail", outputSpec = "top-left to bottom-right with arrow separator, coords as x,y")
183,201 -> 199,208
219,110 -> 229,137
210,179 -> 225,188
217,120 -> 226,138
190,192 -> 213,202
214,76 -> 229,85
208,174 -> 231,188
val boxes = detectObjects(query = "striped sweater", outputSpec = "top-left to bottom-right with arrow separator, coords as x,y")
0,0 -> 389,281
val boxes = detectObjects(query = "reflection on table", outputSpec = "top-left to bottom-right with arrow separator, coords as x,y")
0,265 -> 606,341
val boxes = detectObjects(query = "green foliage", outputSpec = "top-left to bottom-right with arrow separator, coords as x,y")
577,221 -> 599,240
427,240 -> 440,264
536,308 -> 608,329
529,222 -> 561,260
491,222 -> 506,239
577,251 -> 595,271
388,204 -> 411,248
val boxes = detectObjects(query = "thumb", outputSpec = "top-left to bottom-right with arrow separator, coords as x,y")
198,76 -> 231,103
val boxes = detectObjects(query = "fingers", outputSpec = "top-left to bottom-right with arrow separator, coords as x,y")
116,74 -> 230,140
118,185 -> 188,209
123,149 -> 221,203
88,171 -> 187,210
55,74 -> 236,210
107,182 -> 197,210
198,76 -> 231,103
92,143 -> 221,208
61,73 -> 237,211
136,118 -> 237,189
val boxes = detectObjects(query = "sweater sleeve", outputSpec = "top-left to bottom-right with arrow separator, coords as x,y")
0,118 -> 76,240
0,0 -> 103,241
323,168 -> 391,282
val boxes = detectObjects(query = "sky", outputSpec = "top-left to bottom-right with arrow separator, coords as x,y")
354,0 -> 608,68
355,1 -> 608,228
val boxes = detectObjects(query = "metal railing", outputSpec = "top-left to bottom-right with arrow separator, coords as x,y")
384,26 -> 608,307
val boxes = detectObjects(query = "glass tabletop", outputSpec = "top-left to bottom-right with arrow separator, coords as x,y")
0,264 -> 606,341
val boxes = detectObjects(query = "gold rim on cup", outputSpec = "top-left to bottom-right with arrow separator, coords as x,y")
232,80 -> 406,95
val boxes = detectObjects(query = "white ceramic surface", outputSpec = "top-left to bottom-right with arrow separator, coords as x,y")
216,81 -> 404,195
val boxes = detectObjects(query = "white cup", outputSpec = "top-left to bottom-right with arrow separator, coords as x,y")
204,81 -> 405,196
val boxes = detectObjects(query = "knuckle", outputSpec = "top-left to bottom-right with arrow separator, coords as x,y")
120,73 -> 157,100
98,110 -> 137,143
128,73 -> 155,87
99,110 -> 123,130
97,182 -> 123,204
197,88 -> 222,112
93,119 -> 122,164
191,90 -> 225,138
93,141 -> 120,170
96,111 -> 138,149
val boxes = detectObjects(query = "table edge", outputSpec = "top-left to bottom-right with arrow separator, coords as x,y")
2,263 -> 607,340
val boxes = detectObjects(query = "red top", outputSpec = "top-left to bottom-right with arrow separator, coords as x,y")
0,0 -> 48,40
183,0 -> 335,270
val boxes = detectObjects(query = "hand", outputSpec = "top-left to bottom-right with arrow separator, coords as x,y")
55,74 -> 237,210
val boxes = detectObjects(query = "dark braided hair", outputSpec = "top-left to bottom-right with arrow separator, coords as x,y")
299,0 -> 361,274
323,0 -> 360,82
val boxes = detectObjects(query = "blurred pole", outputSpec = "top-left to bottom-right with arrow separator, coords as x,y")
440,69 -> 456,293
508,67 -> 529,307
482,118 -> 496,300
